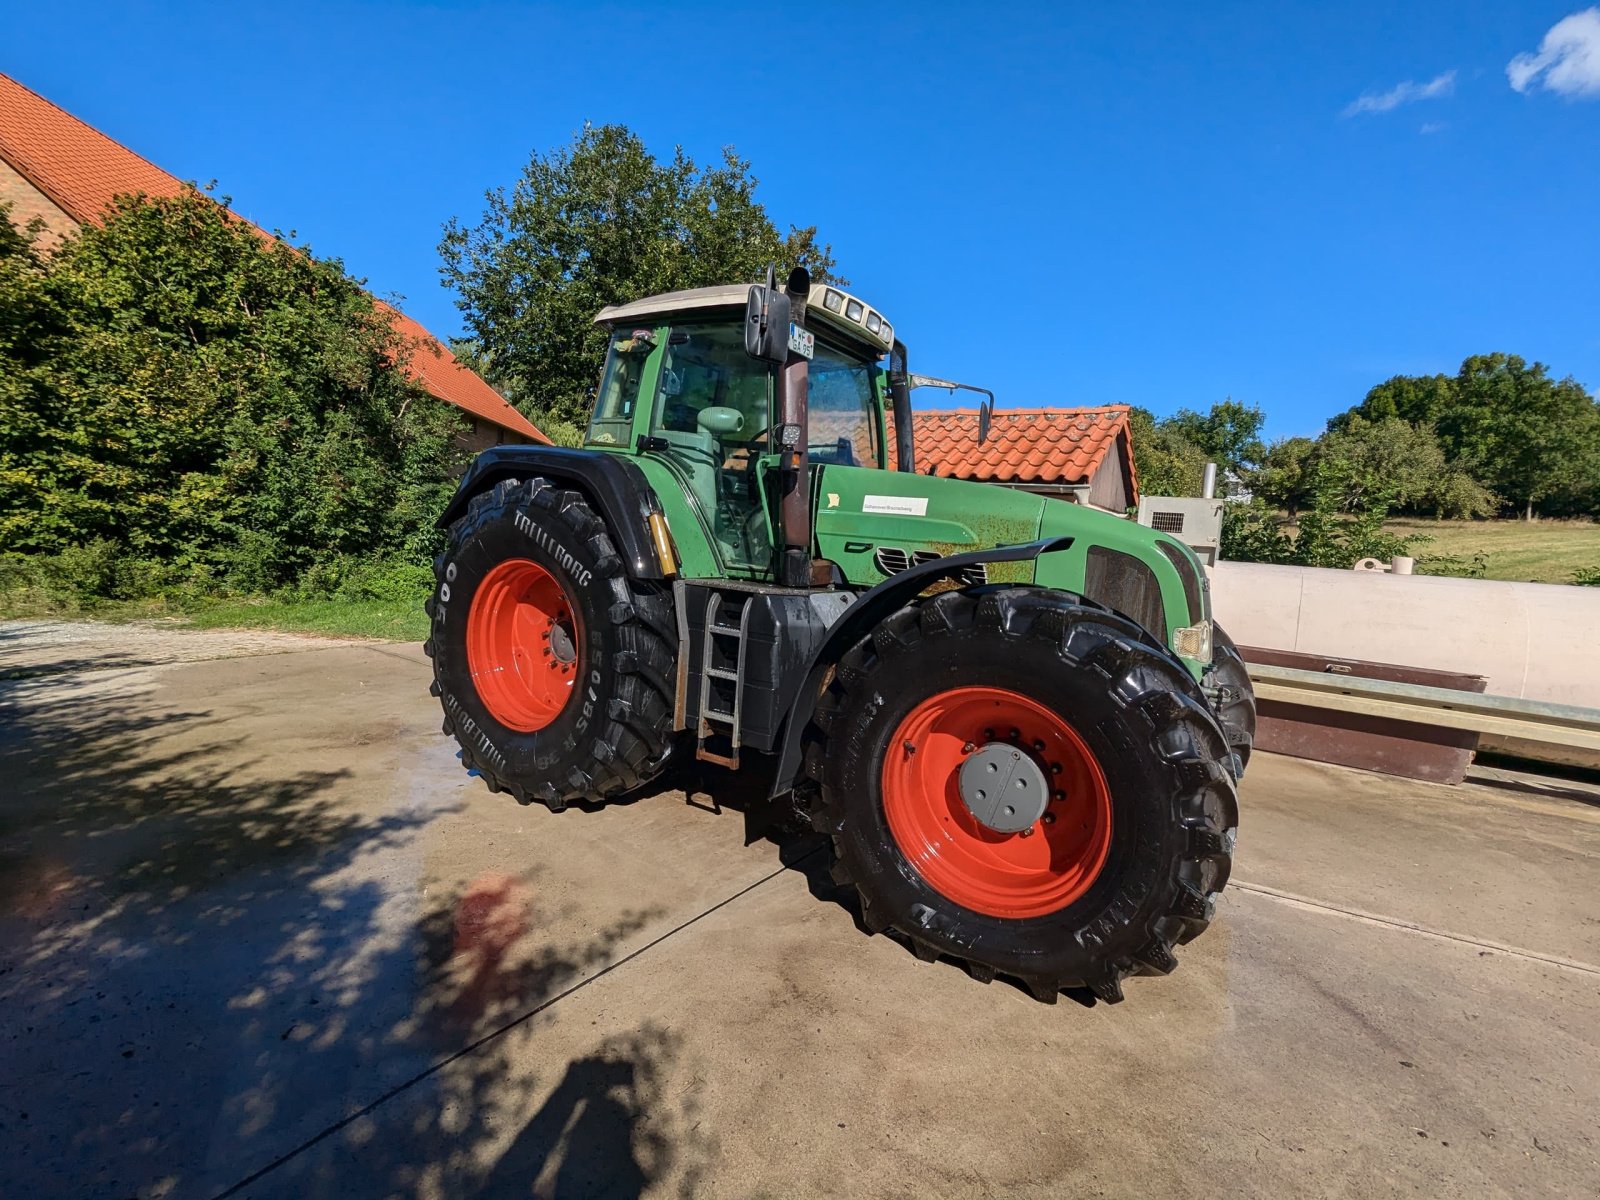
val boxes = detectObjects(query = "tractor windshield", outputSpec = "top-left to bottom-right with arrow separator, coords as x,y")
808,340 -> 878,467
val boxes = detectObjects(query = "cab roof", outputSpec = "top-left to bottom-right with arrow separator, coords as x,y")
594,281 -> 893,356
593,285 -> 748,325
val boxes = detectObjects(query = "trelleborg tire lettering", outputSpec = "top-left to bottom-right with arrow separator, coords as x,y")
425,475 -> 677,808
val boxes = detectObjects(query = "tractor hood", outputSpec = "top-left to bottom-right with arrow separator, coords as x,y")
811,465 -> 1209,672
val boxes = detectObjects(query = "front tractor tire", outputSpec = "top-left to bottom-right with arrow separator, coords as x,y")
1209,623 -> 1257,776
425,476 -> 677,810
805,587 -> 1239,1004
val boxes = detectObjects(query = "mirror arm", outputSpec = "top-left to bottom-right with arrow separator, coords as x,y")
907,375 -> 997,446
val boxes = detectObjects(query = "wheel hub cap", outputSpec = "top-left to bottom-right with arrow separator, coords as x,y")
879,686 -> 1114,919
957,742 -> 1049,833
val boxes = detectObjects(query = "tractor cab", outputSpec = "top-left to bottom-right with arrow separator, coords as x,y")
587,278 -> 895,583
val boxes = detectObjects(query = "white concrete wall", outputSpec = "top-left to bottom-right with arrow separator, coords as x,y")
1208,561 -> 1600,708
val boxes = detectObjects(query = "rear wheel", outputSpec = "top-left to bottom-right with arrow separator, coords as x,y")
426,476 -> 677,809
806,587 -> 1238,1003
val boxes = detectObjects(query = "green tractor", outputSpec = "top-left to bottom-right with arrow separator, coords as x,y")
425,269 -> 1255,1003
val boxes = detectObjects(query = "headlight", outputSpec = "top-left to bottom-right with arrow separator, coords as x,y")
1172,620 -> 1213,664
823,288 -> 845,313
845,299 -> 864,322
866,312 -> 882,334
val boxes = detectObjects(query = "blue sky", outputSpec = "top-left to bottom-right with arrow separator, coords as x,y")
6,1 -> 1598,437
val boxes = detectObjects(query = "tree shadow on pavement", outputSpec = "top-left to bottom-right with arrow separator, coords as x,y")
0,665 -> 711,1199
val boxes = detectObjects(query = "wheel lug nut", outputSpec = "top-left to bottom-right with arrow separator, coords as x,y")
1019,827 -> 1034,837
1042,812 -> 1056,825
1052,791 -> 1065,802
1051,763 -> 1062,775
1009,728 -> 1021,741
962,742 -> 976,754
1033,740 -> 1045,752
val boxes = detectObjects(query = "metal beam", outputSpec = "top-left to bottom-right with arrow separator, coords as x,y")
1247,663 -> 1600,754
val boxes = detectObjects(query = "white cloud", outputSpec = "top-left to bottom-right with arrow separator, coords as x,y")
1508,8 -> 1600,97
1343,70 -> 1457,117
1419,121 -> 1447,134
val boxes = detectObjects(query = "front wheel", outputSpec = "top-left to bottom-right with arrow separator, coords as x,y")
805,587 -> 1238,1004
1208,623 -> 1256,776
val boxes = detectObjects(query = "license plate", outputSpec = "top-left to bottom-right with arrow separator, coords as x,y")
788,324 -> 815,360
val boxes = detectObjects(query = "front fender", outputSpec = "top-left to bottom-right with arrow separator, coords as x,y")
769,537 -> 1074,800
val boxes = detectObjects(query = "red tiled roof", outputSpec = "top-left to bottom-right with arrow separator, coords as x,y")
379,304 -> 547,440
0,72 -> 545,443
903,406 -> 1138,500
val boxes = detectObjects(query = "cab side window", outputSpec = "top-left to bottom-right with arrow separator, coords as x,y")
647,323 -> 774,575
585,328 -> 655,446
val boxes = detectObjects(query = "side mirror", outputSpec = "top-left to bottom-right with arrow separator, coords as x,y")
978,396 -> 994,445
744,284 -> 792,364
696,406 -> 745,437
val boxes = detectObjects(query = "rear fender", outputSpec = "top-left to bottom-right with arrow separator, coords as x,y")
438,446 -> 667,580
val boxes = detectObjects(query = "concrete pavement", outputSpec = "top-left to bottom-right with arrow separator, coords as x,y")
1,619 -> 1596,1198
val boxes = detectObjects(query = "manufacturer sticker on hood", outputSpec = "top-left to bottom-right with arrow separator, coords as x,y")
862,495 -> 929,516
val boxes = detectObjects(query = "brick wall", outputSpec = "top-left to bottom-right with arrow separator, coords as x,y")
0,158 -> 79,251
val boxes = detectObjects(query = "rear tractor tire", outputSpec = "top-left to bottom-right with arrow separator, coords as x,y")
805,587 -> 1239,1004
425,476 -> 677,809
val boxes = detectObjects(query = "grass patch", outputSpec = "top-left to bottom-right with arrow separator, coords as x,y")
1,550 -> 432,641
1384,518 -> 1600,584
178,597 -> 429,641
1,591 -> 429,642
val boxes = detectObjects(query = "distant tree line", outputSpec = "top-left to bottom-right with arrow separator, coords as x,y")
1132,355 -> 1600,569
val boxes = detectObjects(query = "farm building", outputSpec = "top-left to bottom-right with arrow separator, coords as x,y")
892,406 -> 1138,512
0,72 -> 545,451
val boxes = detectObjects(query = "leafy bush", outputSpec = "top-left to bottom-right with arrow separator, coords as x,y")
0,541 -> 182,612
0,190 -> 464,599
1574,564 -> 1600,587
281,556 -> 434,604
1417,552 -> 1488,579
1222,461 -> 1421,570
1220,500 -> 1293,563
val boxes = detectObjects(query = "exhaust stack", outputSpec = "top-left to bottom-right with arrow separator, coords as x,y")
776,267 -> 812,588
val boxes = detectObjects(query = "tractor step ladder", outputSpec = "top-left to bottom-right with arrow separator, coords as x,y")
695,592 -> 753,769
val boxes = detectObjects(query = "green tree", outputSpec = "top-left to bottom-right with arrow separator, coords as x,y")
0,188 -> 462,591
1315,415 -> 1496,518
1162,398 -> 1266,479
1251,436 -> 1317,516
1328,355 -> 1600,519
439,124 -> 840,429
1329,372 -> 1455,432
1441,353 -> 1600,521
1127,405 -> 1208,497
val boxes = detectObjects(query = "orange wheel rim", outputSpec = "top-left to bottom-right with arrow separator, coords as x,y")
881,687 -> 1113,919
465,559 -> 580,732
